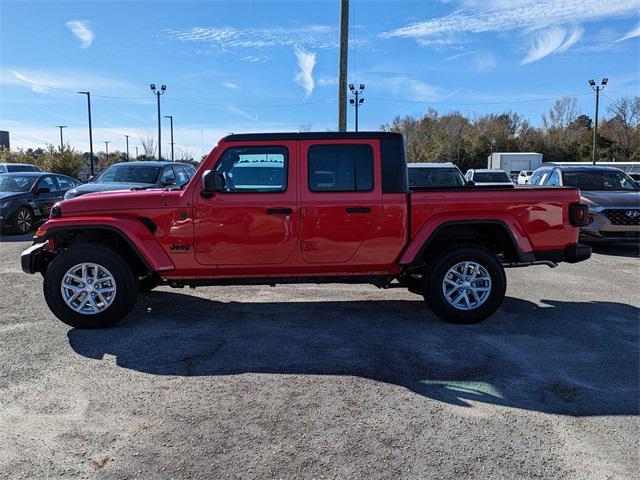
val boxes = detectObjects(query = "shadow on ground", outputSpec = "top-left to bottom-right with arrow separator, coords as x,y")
0,232 -> 33,243
68,292 -> 640,417
589,242 -> 640,258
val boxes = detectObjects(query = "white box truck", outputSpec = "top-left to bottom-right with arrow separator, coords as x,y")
487,152 -> 543,174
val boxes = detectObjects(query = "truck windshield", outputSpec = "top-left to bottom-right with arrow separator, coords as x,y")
408,168 -> 465,188
474,172 -> 511,183
96,165 -> 162,184
0,174 -> 36,192
563,170 -> 639,191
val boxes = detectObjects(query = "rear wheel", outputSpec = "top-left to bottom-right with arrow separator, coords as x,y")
43,244 -> 138,328
423,246 -> 506,324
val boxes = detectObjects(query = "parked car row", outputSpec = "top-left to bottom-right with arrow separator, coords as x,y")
0,161 -> 196,235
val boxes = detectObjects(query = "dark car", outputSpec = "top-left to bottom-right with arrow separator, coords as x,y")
64,161 -> 197,199
529,165 -> 640,242
0,172 -> 80,234
407,162 -> 466,189
0,163 -> 41,173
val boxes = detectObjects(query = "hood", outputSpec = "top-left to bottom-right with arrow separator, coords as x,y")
66,182 -> 154,198
60,189 -> 165,215
581,190 -> 640,208
0,191 -> 27,202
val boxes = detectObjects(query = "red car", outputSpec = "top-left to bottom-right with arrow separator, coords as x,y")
22,132 -> 591,328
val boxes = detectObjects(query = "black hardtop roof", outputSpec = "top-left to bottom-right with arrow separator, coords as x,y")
223,131 -> 403,142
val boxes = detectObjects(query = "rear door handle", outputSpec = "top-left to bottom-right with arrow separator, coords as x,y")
266,208 -> 293,215
346,207 -> 372,214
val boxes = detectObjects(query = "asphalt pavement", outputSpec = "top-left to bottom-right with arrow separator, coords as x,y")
0,236 -> 638,479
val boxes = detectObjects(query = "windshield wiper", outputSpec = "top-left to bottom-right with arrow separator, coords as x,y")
130,185 -> 155,191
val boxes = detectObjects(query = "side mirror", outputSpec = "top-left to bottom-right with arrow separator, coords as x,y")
162,177 -> 176,187
201,170 -> 225,197
34,187 -> 51,195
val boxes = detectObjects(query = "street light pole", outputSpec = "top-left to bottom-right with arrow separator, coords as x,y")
135,146 -> 139,158
338,0 -> 349,132
348,84 -> 365,132
124,135 -> 130,161
164,115 -> 174,161
589,78 -> 608,166
104,141 -> 110,159
55,125 -> 67,149
150,84 -> 166,160
78,91 -> 94,176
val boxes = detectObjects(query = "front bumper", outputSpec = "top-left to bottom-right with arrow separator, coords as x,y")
581,207 -> 640,242
21,242 -> 46,274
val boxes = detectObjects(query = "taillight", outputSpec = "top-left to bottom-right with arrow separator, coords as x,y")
569,204 -> 590,227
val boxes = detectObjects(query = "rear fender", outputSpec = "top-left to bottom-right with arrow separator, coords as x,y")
38,217 -> 175,273
399,213 -> 533,266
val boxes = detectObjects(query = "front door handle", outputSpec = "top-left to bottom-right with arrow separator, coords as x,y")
266,207 -> 293,215
346,207 -> 372,214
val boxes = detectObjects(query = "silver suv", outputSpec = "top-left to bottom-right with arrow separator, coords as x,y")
529,165 -> 640,242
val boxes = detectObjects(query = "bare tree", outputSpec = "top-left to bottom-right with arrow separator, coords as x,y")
542,97 -> 579,131
140,136 -> 156,158
605,96 -> 640,160
299,122 -> 313,132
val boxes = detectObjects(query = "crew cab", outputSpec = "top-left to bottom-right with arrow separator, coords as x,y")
21,132 -> 591,329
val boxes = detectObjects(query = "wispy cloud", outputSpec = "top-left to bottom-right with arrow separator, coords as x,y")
241,55 -> 271,63
382,0 -> 639,41
294,46 -> 316,97
225,105 -> 256,121
379,77 -> 440,101
617,23 -> 640,41
164,25 -> 336,50
522,26 -> 583,64
0,68 -> 135,95
66,20 -> 94,48
223,81 -> 240,90
470,52 -> 498,72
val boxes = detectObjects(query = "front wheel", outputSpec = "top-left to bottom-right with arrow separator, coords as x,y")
43,244 -> 138,328
423,247 -> 506,324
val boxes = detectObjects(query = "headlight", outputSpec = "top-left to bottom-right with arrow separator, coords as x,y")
63,190 -> 76,199
0,200 -> 15,210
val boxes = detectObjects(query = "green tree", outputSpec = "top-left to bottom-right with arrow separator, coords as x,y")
36,144 -> 85,178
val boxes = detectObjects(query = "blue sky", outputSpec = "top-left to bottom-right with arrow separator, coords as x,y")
1,0 -> 639,157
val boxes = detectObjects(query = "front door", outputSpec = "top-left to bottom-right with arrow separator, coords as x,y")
33,175 -> 64,218
299,140 -> 383,263
194,142 -> 298,266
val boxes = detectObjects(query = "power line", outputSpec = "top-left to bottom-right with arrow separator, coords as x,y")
367,92 -> 593,106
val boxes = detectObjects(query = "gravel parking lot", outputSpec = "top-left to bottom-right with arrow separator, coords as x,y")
0,235 -> 638,479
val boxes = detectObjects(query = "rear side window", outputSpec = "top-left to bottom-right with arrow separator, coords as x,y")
308,144 -> 373,192
7,164 -> 37,172
56,175 -> 77,190
215,146 -> 288,193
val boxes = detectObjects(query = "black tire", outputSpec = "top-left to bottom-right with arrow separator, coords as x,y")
423,246 -> 506,324
13,206 -> 34,235
43,244 -> 138,329
138,275 -> 160,293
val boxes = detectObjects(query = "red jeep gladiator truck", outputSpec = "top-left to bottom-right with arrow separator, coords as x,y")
21,132 -> 591,328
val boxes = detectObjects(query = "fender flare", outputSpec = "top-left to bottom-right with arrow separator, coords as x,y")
399,216 -> 534,268
39,217 -> 175,273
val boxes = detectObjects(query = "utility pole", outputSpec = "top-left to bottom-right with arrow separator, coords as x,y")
348,84 -> 365,131
150,84 -> 166,160
490,138 -> 496,156
135,146 -> 139,159
124,135 -> 130,161
55,125 -> 67,149
164,115 -> 175,161
338,0 -> 349,132
104,141 -> 110,159
589,78 -> 607,165
78,91 -> 94,176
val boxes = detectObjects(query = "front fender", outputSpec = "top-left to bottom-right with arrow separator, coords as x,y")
399,213 -> 533,266
37,216 -> 175,273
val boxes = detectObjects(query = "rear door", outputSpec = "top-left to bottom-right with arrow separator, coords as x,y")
32,175 -> 63,217
194,141 -> 298,265
299,140 -> 383,263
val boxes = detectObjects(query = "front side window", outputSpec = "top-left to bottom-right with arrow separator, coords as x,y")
546,170 -> 561,186
215,146 -> 287,193
308,144 -> 373,192
38,176 -> 57,191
